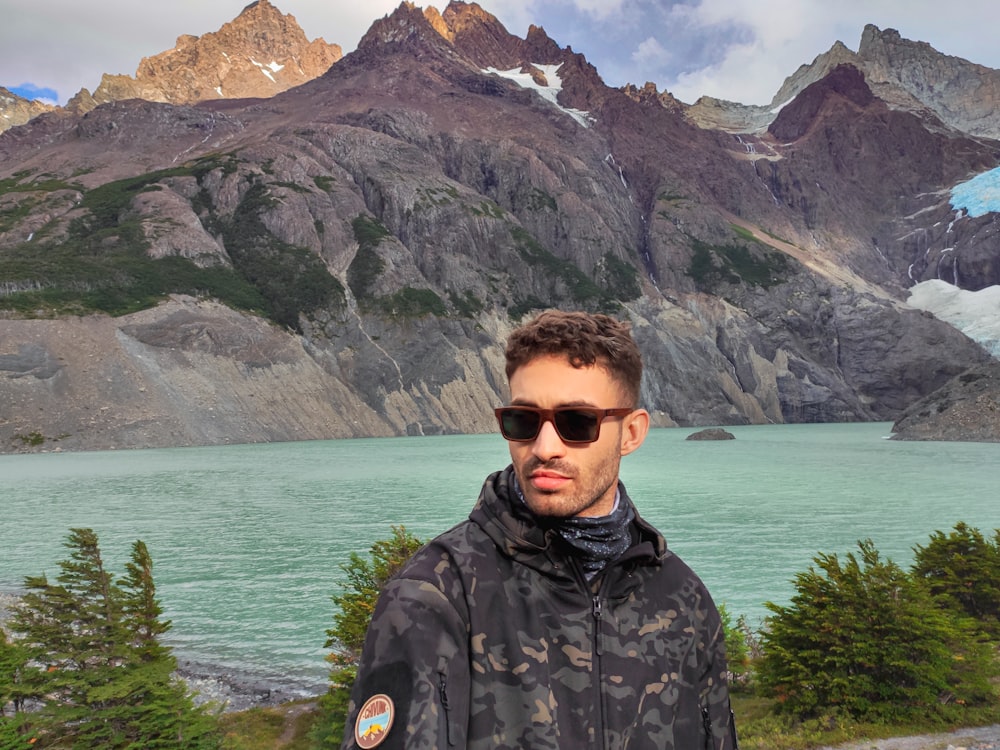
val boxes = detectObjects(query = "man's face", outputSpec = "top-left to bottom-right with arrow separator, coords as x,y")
505,354 -> 648,518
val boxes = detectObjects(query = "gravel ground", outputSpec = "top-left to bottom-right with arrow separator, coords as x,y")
175,659 -> 324,713
817,725 -> 1000,750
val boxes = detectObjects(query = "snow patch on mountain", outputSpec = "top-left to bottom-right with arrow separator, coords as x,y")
251,58 -> 285,83
483,63 -> 593,128
950,167 -> 1000,217
908,279 -> 1000,357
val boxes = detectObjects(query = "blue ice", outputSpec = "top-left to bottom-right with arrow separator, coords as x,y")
950,167 -> 1000,217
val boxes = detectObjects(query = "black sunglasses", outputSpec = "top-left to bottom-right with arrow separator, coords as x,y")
494,406 -> 633,444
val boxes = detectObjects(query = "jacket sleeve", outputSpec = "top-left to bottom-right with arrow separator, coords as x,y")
341,563 -> 470,750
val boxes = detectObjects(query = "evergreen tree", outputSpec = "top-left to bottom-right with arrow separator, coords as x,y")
8,529 -> 220,749
0,628 -> 32,749
718,603 -> 752,688
757,539 -> 997,723
912,522 -> 1000,638
312,526 -> 423,749
0,627 -> 28,715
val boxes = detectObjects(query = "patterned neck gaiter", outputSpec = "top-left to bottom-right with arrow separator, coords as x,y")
553,495 -> 635,580
513,476 -> 634,580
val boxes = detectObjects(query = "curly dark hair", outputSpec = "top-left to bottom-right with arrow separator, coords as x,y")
505,310 -> 643,407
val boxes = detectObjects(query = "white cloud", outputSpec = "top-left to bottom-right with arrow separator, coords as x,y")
669,39 -> 784,105
569,0 -> 629,21
631,36 -> 672,70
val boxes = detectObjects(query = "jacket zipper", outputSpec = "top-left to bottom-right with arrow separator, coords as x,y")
592,567 -> 617,749
592,595 -> 604,656
592,592 -> 605,749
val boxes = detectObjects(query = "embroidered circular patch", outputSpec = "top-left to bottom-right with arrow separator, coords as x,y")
355,693 -> 395,749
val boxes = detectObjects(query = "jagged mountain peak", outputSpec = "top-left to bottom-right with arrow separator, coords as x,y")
855,24 -> 1000,138
357,2 -> 448,51
768,63 -> 876,142
346,1 -> 606,116
684,37 -> 865,133
769,40 -> 861,109
685,25 -> 1000,140
440,3 -> 605,110
858,24 -> 932,65
66,0 -> 341,114
621,82 -> 685,113
0,87 -> 55,132
356,1 -> 559,71
440,1 -> 535,68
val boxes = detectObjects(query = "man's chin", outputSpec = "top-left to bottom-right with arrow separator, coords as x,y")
523,491 -> 574,519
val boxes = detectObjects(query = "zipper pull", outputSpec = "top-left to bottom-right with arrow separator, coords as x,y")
439,673 -> 450,710
593,595 -> 604,656
439,673 -> 453,746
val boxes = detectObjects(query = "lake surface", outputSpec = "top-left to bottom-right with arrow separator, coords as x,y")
2,423 -> 997,694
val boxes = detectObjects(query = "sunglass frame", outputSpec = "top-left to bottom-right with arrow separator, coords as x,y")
494,406 -> 633,444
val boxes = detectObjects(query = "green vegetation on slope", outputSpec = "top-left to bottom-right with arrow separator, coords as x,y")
509,226 -> 639,316
0,155 -> 345,331
347,215 -> 447,319
686,226 -> 791,292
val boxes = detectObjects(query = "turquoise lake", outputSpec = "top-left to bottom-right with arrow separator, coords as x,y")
2,422 -> 997,694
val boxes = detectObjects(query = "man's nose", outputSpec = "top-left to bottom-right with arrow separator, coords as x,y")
532,418 -> 567,461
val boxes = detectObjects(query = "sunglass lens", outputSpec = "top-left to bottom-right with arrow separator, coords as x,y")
554,409 -> 599,442
501,408 -> 541,440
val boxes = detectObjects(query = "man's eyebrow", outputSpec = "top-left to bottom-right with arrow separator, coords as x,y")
509,399 -> 598,408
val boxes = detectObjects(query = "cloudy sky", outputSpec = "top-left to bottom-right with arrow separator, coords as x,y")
4,0 -> 999,107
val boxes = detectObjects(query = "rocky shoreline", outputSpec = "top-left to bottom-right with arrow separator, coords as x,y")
0,591 -> 324,714
175,659 -> 324,713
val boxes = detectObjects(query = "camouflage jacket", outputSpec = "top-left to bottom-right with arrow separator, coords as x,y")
342,466 -> 737,750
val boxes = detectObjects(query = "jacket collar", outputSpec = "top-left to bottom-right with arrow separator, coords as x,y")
469,465 -> 669,576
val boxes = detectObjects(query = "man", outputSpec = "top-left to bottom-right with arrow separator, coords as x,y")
342,310 -> 738,749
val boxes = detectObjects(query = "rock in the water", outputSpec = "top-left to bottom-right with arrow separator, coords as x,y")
686,428 -> 736,441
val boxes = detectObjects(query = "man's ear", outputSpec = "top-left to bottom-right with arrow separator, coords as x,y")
620,409 -> 650,456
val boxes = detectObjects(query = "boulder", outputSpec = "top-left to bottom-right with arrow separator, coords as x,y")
686,428 -> 736,441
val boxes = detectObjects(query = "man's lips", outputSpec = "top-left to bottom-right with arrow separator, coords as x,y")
530,470 -> 571,491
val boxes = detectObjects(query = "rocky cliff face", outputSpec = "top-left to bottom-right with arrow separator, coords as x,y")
0,1 -> 997,453
891,361 -> 1000,442
67,0 -> 341,113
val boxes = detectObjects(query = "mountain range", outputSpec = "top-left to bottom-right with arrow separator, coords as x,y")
1,0 -> 998,452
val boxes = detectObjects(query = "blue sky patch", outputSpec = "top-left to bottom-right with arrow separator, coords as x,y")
7,82 -> 58,103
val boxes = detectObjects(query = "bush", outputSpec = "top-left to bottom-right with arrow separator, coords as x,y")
311,527 -> 423,749
719,603 -> 753,688
757,539 -> 997,723
912,522 -> 1000,638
